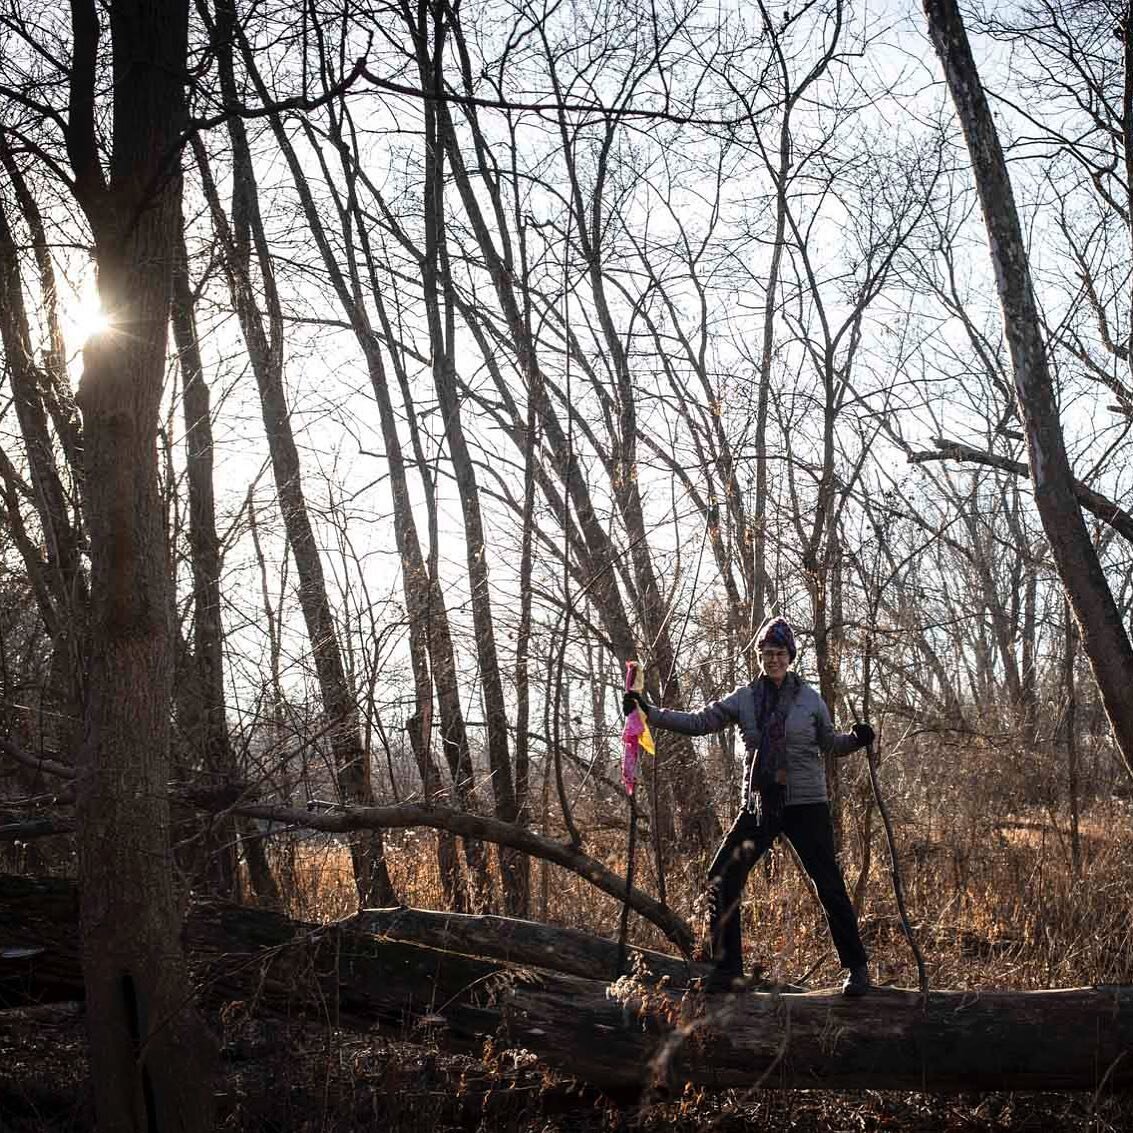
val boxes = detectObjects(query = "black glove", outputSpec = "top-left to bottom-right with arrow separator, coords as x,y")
852,722 -> 875,749
622,690 -> 650,717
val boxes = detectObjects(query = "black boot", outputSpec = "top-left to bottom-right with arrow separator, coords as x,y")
841,964 -> 871,997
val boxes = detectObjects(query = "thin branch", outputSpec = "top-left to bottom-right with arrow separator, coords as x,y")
184,44 -> 371,146
359,64 -> 778,128
908,437 -> 1133,545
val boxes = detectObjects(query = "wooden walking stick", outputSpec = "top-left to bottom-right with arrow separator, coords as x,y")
859,598 -> 928,994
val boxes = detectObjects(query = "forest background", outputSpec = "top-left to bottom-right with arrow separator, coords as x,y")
2,0 -> 1133,1128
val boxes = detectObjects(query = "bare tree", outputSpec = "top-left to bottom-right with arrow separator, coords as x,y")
0,149 -> 86,758
190,0 -> 395,907
411,2 -> 524,909
11,0 -> 221,1124
171,217 -> 279,904
924,0 -> 1133,777
226,11 -> 496,910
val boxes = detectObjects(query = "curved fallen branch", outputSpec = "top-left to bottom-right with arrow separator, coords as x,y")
230,800 -> 694,954
0,775 -> 695,955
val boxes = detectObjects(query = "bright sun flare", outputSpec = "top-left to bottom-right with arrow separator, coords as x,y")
76,305 -> 111,342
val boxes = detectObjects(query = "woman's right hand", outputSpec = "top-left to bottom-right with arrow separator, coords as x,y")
622,690 -> 650,717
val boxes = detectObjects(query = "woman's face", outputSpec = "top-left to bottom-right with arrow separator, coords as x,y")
760,646 -> 791,684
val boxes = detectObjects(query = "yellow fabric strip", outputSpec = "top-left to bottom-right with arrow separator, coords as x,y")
638,711 -> 655,756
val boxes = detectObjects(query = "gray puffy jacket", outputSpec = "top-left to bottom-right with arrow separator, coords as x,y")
644,673 -> 861,809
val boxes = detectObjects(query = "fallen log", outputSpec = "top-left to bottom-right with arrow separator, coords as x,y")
3,875 -> 1133,1093
350,906 -> 706,985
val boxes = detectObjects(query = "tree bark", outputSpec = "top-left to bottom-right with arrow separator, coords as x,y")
64,1 -> 217,1128
349,906 -> 704,985
924,0 -> 1133,780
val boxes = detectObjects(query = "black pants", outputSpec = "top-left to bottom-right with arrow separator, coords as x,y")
706,802 -> 868,976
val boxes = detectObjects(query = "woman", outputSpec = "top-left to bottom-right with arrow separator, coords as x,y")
624,616 -> 874,995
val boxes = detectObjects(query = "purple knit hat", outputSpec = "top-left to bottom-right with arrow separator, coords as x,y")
755,616 -> 797,661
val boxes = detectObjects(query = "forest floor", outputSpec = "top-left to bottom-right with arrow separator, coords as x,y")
4,1004 -> 1133,1131
4,793 -> 1133,1130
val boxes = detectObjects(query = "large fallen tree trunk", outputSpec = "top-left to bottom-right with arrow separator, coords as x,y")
3,876 -> 1132,1093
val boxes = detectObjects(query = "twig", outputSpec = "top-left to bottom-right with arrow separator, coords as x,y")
863,734 -> 927,994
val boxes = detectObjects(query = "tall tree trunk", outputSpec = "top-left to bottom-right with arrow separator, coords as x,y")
428,26 -> 676,850
444,33 -> 714,851
1064,598 -> 1081,875
0,140 -> 85,484
66,0 -> 216,1127
0,185 -> 86,757
433,18 -> 655,680
750,0 -> 808,642
509,363 -> 538,914
1021,548 -> 1039,747
962,507 -> 1024,712
416,6 -> 520,913
566,131 -> 717,852
925,0 -> 1133,780
171,223 -> 278,905
194,0 -> 394,907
